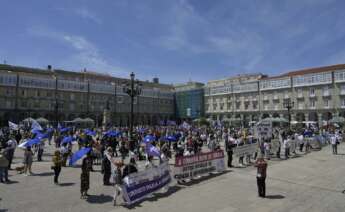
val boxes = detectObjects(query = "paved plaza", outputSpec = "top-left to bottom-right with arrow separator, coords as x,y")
1,143 -> 345,212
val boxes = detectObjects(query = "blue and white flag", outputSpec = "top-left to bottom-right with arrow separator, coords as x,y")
69,147 -> 92,166
145,143 -> 161,157
31,120 -> 43,131
142,135 -> 155,143
8,121 -> 19,130
18,138 -> 41,148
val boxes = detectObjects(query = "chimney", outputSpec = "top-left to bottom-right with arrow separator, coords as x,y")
153,77 -> 159,84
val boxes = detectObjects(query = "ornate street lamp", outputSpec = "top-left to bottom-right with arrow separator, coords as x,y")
283,99 -> 294,128
122,72 -> 142,151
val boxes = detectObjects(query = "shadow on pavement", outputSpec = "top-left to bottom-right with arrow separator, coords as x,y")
86,194 -> 113,204
4,180 -> 19,184
0,209 -> 8,212
124,185 -> 182,209
265,194 -> 285,199
33,172 -> 54,177
178,170 -> 232,187
58,182 -> 75,187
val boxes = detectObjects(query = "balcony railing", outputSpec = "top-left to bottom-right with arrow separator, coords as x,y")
273,95 -> 279,100
309,93 -> 316,98
297,93 -> 304,98
340,90 -> 345,95
323,91 -> 330,97
284,94 -> 290,99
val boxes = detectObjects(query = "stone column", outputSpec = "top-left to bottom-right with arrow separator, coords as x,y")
318,113 -> 323,127
304,113 -> 309,122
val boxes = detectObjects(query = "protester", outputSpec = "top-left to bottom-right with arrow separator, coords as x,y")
80,152 -> 93,199
225,136 -> 234,168
52,150 -> 63,184
113,161 -> 124,206
254,156 -> 268,198
23,146 -> 34,176
101,147 -> 113,186
6,137 -> 17,169
0,149 -> 9,183
122,158 -> 138,179
330,134 -> 338,155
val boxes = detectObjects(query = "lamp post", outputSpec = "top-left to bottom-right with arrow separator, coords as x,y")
122,72 -> 142,151
53,75 -> 59,128
111,82 -> 117,125
283,99 -> 294,129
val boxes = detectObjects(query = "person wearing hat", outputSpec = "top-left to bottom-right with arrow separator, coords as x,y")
254,155 -> 268,198
102,147 -> 113,185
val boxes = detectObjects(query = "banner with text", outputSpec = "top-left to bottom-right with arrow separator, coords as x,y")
174,150 -> 225,180
255,120 -> 272,139
122,162 -> 172,205
233,143 -> 257,157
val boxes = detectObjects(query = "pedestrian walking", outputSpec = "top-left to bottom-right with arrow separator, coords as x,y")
254,156 -> 267,198
52,150 -> 63,184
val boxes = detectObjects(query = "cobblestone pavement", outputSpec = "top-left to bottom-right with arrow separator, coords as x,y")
1,143 -> 345,212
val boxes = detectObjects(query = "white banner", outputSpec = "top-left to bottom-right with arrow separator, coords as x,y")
174,150 -> 225,180
255,121 -> 272,139
233,143 -> 257,157
122,162 -> 172,205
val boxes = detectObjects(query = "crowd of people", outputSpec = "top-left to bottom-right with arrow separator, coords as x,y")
0,121 -> 343,203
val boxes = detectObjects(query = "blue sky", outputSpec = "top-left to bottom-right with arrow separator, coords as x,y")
1,0 -> 345,84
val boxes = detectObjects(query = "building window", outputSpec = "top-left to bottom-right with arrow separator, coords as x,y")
309,100 -> 315,108
309,88 -> 315,96
244,103 -> 249,110
70,93 -> 75,100
324,99 -> 329,108
117,96 -> 124,104
341,85 -> 345,94
236,102 -> 240,110
36,90 -> 40,97
342,99 -> 345,107
213,104 -> 217,110
70,103 -> 75,111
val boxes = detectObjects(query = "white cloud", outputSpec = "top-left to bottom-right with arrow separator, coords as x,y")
27,26 -> 129,77
56,7 -> 102,24
75,7 -> 102,24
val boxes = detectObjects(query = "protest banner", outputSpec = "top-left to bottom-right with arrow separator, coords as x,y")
121,162 -> 172,205
255,120 -> 272,139
174,150 -> 225,180
233,143 -> 257,157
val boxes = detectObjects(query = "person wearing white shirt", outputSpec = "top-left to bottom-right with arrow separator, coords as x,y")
330,135 -> 338,155
283,137 -> 290,159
